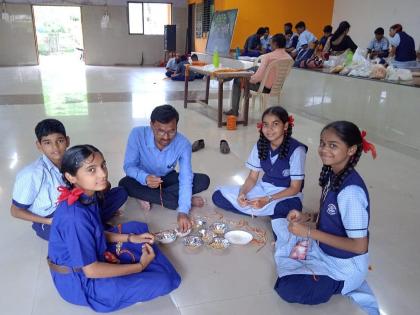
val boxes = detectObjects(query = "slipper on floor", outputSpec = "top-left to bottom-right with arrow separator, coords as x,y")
192,139 -> 205,152
220,140 -> 230,154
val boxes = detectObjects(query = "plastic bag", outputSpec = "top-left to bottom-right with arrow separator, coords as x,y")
386,66 -> 413,81
369,64 -> 387,79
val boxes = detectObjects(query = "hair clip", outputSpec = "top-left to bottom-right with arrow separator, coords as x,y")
288,115 -> 295,127
361,130 -> 377,159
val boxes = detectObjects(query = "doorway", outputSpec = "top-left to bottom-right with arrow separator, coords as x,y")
33,5 -> 84,65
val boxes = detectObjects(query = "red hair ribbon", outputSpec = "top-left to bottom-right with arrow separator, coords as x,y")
361,130 -> 377,159
288,115 -> 295,127
256,121 -> 263,130
57,186 -> 84,205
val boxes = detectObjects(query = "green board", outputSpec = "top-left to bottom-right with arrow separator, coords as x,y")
205,9 -> 238,56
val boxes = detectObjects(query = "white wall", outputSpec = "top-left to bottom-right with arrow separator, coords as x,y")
0,1 -> 187,66
82,5 -> 187,66
332,0 -> 420,50
0,4 -> 38,66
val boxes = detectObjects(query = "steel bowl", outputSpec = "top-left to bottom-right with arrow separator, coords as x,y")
183,235 -> 204,248
208,237 -> 230,250
197,228 -> 215,244
193,217 -> 207,229
209,222 -> 228,235
155,229 -> 177,244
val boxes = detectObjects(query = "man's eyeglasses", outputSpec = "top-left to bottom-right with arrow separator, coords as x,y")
156,129 -> 177,137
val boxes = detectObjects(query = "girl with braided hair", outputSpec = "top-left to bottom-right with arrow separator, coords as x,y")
212,106 -> 307,218
271,121 -> 379,314
47,145 -> 181,312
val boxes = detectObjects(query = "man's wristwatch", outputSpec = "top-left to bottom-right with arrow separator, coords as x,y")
267,195 -> 273,202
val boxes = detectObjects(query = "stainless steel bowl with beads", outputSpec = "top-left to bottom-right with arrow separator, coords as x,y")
183,235 -> 204,248
208,237 -> 230,250
155,229 -> 177,244
209,222 -> 228,235
197,228 -> 215,244
193,217 -> 207,229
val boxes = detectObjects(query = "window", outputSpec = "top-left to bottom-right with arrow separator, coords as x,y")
128,2 -> 172,35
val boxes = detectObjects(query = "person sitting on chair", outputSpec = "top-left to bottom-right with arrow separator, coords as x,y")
224,34 -> 292,116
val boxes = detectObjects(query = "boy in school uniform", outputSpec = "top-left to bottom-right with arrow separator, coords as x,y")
319,25 -> 333,50
10,119 -> 127,241
293,21 -> 317,58
367,27 -> 389,59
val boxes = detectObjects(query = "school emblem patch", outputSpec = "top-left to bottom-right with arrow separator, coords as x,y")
327,204 -> 337,215
282,169 -> 290,177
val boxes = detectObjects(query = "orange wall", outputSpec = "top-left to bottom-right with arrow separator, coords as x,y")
189,0 -> 334,52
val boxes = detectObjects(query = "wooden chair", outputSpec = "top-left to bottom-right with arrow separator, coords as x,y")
248,58 -> 293,111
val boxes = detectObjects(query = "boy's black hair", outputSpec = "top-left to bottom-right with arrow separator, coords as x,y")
284,22 -> 293,29
35,119 -> 66,142
256,27 -> 266,36
323,25 -> 333,33
271,33 -> 286,48
191,54 -> 198,61
374,27 -> 384,35
150,104 -> 179,124
295,21 -> 306,29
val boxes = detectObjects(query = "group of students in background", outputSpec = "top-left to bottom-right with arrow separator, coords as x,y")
243,21 -> 418,69
11,102 -> 380,314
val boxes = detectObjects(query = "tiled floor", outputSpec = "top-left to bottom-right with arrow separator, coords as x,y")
1,59 -> 419,315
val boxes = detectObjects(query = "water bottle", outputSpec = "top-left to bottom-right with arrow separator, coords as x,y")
212,49 -> 220,68
345,50 -> 354,66
235,47 -> 240,59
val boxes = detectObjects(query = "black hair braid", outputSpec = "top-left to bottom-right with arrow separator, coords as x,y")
257,129 -> 270,160
279,123 -> 293,159
331,145 -> 363,191
318,165 -> 332,187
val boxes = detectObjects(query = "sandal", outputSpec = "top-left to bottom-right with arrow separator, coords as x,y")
220,140 -> 230,154
192,139 -> 205,152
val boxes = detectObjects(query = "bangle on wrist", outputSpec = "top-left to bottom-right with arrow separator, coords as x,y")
138,262 -> 144,272
307,226 -> 311,239
267,195 -> 273,202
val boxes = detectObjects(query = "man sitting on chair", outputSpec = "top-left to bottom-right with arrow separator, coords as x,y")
224,33 -> 292,116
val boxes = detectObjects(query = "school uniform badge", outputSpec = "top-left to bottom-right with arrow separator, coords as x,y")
327,204 -> 337,215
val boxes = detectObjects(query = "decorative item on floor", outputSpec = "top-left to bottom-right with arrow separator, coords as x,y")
220,140 -> 230,154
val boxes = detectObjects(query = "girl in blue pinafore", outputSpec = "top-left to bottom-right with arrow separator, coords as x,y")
272,121 -> 379,314
47,145 -> 181,313
212,106 -> 307,219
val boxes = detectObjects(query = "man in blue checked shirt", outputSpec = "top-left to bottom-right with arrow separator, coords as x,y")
119,105 -> 210,232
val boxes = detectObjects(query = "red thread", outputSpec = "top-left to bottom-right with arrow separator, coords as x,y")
57,186 -> 84,205
361,130 -> 377,159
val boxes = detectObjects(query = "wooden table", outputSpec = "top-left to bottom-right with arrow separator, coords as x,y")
184,65 -> 253,127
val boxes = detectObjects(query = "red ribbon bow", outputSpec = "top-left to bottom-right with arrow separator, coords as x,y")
288,115 -> 295,128
57,186 -> 84,205
361,130 -> 377,159
256,121 -> 263,129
